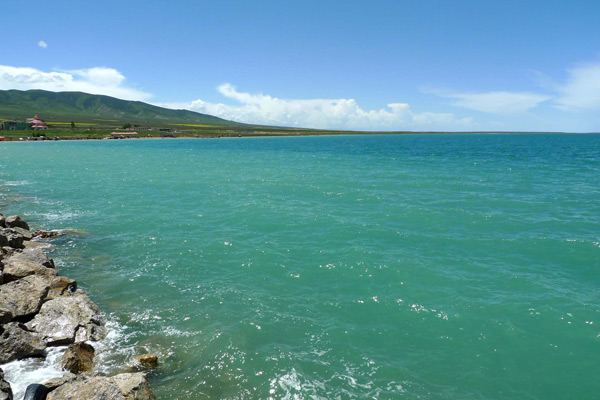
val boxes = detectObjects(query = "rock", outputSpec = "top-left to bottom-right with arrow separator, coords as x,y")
2,249 -> 57,283
26,293 -> 106,345
134,354 -> 159,369
43,373 -> 77,392
23,240 -> 53,251
32,229 -> 61,239
0,229 -> 25,249
112,373 -> 156,400
0,368 -> 13,400
46,373 -> 155,400
43,276 -> 77,300
10,227 -> 32,241
61,342 -> 95,374
5,216 -> 29,231
0,322 -> 46,363
46,377 -> 125,400
0,275 -> 50,320
0,214 -> 5,229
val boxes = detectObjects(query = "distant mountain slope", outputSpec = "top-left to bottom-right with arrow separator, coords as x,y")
0,89 -> 244,126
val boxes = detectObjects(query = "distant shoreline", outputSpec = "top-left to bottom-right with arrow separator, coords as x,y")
1,130 -> 598,142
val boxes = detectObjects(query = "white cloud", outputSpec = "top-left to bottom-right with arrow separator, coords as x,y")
37,41 -> 47,49
431,90 -> 551,115
554,62 -> 600,111
160,84 -> 473,131
0,65 -> 151,101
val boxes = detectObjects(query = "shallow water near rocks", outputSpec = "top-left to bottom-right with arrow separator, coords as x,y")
1,134 -> 599,399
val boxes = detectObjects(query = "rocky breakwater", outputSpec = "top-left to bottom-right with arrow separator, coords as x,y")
0,212 -> 156,400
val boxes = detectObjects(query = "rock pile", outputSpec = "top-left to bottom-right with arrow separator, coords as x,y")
0,212 -> 156,400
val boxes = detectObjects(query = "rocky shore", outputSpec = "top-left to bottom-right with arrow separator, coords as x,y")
0,212 -> 156,400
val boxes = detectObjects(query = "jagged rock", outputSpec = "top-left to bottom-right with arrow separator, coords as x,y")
0,229 -> 23,249
134,354 -> 159,369
0,275 -> 50,320
32,229 -> 61,239
113,373 -> 156,400
0,213 -> 5,229
26,293 -> 106,345
0,368 -> 13,400
10,227 -> 32,241
5,216 -> 29,231
2,249 -> 57,283
46,373 -> 155,400
61,342 -> 95,374
43,373 -> 77,392
0,322 -> 46,363
43,276 -> 77,300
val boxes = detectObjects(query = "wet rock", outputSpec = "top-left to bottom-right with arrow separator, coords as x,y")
0,275 -> 50,320
43,276 -> 77,300
0,229 -> 24,249
0,214 -> 5,229
43,373 -> 77,392
61,342 -> 95,374
0,322 -> 46,363
26,293 -> 106,345
5,216 -> 29,231
23,240 -> 53,251
32,229 -> 61,239
0,368 -> 13,400
134,354 -> 159,369
2,249 -> 57,283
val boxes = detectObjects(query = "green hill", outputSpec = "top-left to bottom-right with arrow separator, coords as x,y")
0,89 -> 244,127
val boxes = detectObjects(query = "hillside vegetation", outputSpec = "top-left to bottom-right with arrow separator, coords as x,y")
0,89 -> 243,127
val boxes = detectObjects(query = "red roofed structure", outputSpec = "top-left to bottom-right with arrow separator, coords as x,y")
26,114 -> 48,130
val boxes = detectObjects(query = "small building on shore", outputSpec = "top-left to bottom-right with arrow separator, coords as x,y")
1,121 -> 31,131
26,114 -> 48,129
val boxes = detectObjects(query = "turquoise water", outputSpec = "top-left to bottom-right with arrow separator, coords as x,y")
0,134 -> 599,399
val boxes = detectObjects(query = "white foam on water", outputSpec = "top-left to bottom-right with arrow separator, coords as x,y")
0,346 -> 67,400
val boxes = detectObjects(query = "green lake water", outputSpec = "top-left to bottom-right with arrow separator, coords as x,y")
0,134 -> 599,399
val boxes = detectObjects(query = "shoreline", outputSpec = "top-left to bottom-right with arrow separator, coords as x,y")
1,130 -> 598,143
0,212 -> 157,399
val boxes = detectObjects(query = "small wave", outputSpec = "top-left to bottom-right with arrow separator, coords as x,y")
1,346 -> 67,400
1,180 -> 31,187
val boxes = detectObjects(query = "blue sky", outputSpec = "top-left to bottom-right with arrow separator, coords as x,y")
1,0 -> 599,131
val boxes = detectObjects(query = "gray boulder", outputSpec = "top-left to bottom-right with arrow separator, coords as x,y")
0,322 -> 46,363
10,227 -> 32,241
0,229 -> 25,249
5,216 -> 29,231
61,342 -> 95,374
42,373 -> 77,393
0,368 -> 13,400
46,373 -> 155,400
26,293 -> 106,345
2,249 -> 57,283
0,275 -> 50,320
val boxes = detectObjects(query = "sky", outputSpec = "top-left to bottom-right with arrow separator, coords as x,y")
1,0 -> 600,132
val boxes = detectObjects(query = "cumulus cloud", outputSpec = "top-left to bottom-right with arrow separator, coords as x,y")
0,65 -> 151,101
554,62 -> 600,111
37,41 -> 47,49
430,90 -> 551,115
160,84 -> 473,131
